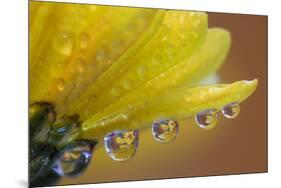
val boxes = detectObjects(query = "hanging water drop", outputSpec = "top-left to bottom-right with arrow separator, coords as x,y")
222,102 -> 240,119
52,140 -> 96,177
104,130 -> 139,162
152,119 -> 179,143
195,109 -> 218,129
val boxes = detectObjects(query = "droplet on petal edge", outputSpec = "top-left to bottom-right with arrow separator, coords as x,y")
152,119 -> 179,143
221,102 -> 240,119
52,140 -> 95,177
104,130 -> 139,162
195,109 -> 218,129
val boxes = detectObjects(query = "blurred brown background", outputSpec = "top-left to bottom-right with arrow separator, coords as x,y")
59,10 -> 267,185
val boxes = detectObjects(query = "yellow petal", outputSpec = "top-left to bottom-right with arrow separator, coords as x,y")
79,28 -> 231,131
67,10 -> 208,119
30,2 -> 160,114
81,79 -> 258,139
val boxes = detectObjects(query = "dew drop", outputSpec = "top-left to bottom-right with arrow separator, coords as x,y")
95,50 -> 107,62
104,130 -> 139,162
195,109 -> 218,129
137,65 -> 147,76
52,140 -> 95,177
53,32 -> 74,56
152,55 -> 162,65
111,86 -> 121,96
56,78 -> 65,92
79,33 -> 90,49
75,58 -> 85,73
152,119 -> 179,143
222,102 -> 240,119
122,79 -> 134,90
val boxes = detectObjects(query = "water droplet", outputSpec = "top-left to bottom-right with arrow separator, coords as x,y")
111,86 -> 121,96
53,32 -> 74,56
152,119 -> 179,143
104,130 -> 139,161
95,50 -> 106,62
195,109 -> 218,129
122,79 -> 134,90
137,65 -> 147,76
52,140 -> 96,177
222,102 -> 240,119
152,55 -> 162,65
56,78 -> 65,92
79,33 -> 90,49
75,58 -> 85,73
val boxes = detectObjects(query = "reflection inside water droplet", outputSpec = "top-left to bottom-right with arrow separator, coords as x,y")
152,119 -> 179,143
52,141 -> 94,177
104,130 -> 139,162
222,102 -> 240,119
195,109 -> 218,129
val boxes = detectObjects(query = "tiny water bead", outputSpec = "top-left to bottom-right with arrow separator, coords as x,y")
122,79 -> 134,90
79,33 -> 90,49
137,65 -> 148,76
56,78 -> 65,92
111,86 -> 122,96
222,102 -> 240,119
104,130 -> 139,162
53,31 -> 75,56
52,140 -> 95,177
195,109 -> 218,129
152,119 -> 179,143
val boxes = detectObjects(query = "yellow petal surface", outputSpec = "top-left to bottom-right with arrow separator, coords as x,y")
67,11 -> 208,119
81,79 -> 258,139
85,28 -> 231,127
30,3 -> 160,114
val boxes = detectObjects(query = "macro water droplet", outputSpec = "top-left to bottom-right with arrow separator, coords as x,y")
95,50 -> 106,62
137,65 -> 147,76
152,119 -> 179,143
75,58 -> 85,73
122,79 -> 134,90
222,102 -> 240,119
52,140 -> 95,177
152,55 -> 162,65
111,86 -> 121,96
53,31 -> 74,56
79,33 -> 90,49
56,78 -> 65,92
195,109 -> 218,129
104,130 -> 139,162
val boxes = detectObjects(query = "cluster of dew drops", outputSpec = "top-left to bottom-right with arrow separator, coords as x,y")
52,102 -> 240,177
103,102 -> 240,162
